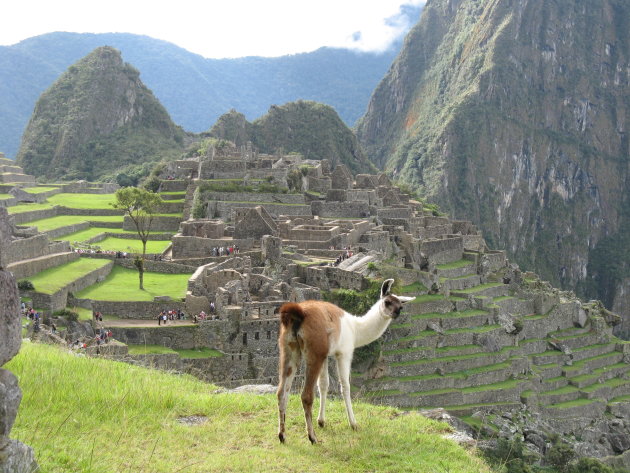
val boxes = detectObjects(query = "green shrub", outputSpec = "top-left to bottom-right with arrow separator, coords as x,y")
142,176 -> 161,193
570,458 -> 614,473
53,309 -> 79,322
546,441 -> 576,473
18,280 -> 35,291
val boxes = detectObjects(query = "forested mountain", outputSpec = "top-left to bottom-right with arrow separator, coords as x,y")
357,0 -> 630,334
16,47 -> 185,181
0,21 -> 419,158
209,103 -> 375,174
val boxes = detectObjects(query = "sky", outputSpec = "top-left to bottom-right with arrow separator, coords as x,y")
0,0 -> 425,58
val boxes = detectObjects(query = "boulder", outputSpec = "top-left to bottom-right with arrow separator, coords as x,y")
0,272 -> 20,365
0,371 -> 21,437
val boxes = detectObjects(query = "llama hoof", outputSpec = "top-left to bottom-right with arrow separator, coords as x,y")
309,434 -> 318,444
318,419 -> 325,428
351,423 -> 358,431
278,432 -> 285,443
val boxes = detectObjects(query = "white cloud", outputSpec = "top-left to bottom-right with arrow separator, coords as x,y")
0,0 -> 425,58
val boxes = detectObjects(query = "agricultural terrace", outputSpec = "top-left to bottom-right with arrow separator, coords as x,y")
75,265 -> 190,301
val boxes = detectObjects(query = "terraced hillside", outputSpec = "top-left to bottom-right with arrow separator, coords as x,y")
354,243 -> 630,452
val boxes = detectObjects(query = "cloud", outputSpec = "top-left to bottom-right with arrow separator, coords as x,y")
0,0 -> 427,58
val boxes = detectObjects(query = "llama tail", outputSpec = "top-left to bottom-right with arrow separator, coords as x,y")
279,302 -> 305,337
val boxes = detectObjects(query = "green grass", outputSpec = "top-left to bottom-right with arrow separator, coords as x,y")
546,398 -> 604,409
176,347 -> 223,359
46,193 -> 118,209
436,260 -> 474,270
25,215 -> 124,231
453,283 -> 504,294
411,309 -> 488,320
398,281 -> 428,294
75,265 -> 190,301
85,236 -> 170,254
21,258 -> 111,294
23,186 -> 60,194
7,202 -> 54,213
6,342 -> 492,473
128,344 -> 178,355
0,193 -> 13,200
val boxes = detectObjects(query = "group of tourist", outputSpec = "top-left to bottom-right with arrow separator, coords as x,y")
157,309 -> 186,325
211,245 -> 240,257
72,247 -> 130,257
333,248 -> 354,266
21,303 -> 40,321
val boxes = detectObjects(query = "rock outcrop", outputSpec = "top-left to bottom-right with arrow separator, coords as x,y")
0,208 -> 37,473
357,0 -> 630,328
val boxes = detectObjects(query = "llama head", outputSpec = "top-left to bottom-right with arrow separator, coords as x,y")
380,279 -> 415,319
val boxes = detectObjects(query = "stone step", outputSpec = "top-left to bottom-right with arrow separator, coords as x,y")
404,295 -> 458,316
441,274 -> 482,291
441,402 -> 523,417
382,344 -> 484,364
385,324 -> 508,351
408,379 -> 529,408
531,350 -> 568,366
541,398 -> 607,419
493,296 -> 535,316
7,251 -> 79,280
541,376 -> 570,391
568,363 -> 630,388
435,260 -> 477,279
159,180 -> 188,192
390,309 -> 494,333
570,343 -> 618,362
531,362 -> 564,379
451,282 -> 509,299
365,359 -> 517,393
553,331 -> 608,350
562,352 -> 625,378
580,378 -> 630,401
388,346 -> 518,378
537,385 -> 581,405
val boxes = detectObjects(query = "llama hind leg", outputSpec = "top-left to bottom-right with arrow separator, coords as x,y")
302,357 -> 324,444
317,358 -> 329,428
336,353 -> 357,430
277,345 -> 301,443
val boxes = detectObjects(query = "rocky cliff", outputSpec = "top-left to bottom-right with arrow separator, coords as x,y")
210,101 -> 375,174
16,46 -> 185,181
0,208 -> 37,473
357,0 -> 630,329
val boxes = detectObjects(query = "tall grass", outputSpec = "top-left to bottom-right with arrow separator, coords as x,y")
7,342 -> 491,473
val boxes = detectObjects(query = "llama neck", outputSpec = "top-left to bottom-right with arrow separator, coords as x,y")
352,301 -> 391,348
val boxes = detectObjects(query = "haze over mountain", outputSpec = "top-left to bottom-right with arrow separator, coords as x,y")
357,0 -> 630,332
0,7 -> 422,159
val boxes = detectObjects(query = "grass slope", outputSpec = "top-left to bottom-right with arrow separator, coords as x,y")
7,343 -> 491,473
75,265 -> 190,301
22,258 -> 111,294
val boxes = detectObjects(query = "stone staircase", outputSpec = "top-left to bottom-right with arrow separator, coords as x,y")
355,234 -> 630,425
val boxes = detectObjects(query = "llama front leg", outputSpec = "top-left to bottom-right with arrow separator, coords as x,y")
317,358 -> 329,428
277,346 -> 301,443
336,353 -> 357,430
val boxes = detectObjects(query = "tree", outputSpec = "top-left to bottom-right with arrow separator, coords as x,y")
112,187 -> 163,289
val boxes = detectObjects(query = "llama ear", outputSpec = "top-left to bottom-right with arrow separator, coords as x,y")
381,279 -> 395,298
397,295 -> 415,304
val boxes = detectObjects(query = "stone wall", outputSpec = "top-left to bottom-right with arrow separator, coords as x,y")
203,192 -> 305,205
6,234 -> 70,265
171,235 -> 254,259
32,260 -> 114,311
123,216 -> 181,232
311,201 -> 370,218
75,299 -> 186,319
420,236 -> 464,265
46,222 -> 90,240
209,201 -> 311,219
11,208 -> 57,225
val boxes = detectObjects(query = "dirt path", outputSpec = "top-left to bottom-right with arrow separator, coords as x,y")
101,318 -> 196,328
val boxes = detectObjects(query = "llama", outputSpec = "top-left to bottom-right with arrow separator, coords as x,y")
276,278 -> 415,444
